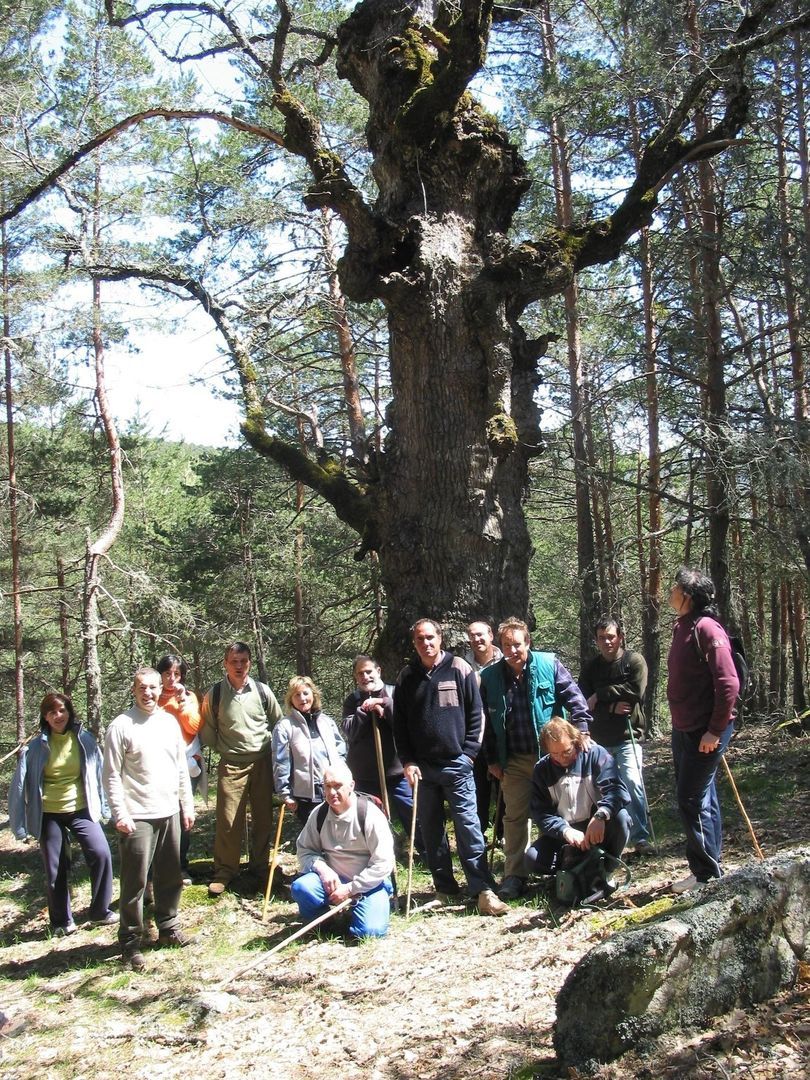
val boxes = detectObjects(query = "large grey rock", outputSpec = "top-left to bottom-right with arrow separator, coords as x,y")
554,849 -> 810,1069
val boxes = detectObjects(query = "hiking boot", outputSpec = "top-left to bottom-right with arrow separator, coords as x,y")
497,876 -> 526,901
157,929 -> 192,949
670,874 -> 699,894
477,889 -> 508,916
208,881 -> 227,898
51,921 -> 77,937
123,946 -> 146,971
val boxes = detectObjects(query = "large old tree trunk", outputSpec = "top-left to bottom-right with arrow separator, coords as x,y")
377,286 -> 537,661
330,4 -> 543,662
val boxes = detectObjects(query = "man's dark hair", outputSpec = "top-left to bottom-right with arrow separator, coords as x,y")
594,615 -> 624,639
411,618 -> 442,639
674,566 -> 717,614
156,653 -> 188,681
225,640 -> 252,660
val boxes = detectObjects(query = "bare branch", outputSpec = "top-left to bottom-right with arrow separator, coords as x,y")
0,109 -> 284,225
88,260 -> 375,545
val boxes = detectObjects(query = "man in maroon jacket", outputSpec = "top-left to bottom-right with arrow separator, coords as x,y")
667,566 -> 740,893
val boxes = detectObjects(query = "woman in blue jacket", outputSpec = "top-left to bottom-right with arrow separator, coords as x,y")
9,694 -> 114,936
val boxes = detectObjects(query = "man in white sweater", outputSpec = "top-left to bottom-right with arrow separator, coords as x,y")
103,667 -> 194,969
292,762 -> 395,938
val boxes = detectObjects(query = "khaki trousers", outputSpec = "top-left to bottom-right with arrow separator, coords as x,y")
501,753 -> 538,879
213,755 -> 274,884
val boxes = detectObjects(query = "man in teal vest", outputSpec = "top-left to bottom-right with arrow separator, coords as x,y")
480,618 -> 592,900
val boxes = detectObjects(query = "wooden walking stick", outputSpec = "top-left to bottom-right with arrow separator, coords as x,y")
626,717 -> 658,850
371,714 -> 391,819
406,773 -> 419,917
488,783 -> 504,873
261,802 -> 287,921
218,897 -> 353,990
371,714 -> 398,896
722,755 -> 765,860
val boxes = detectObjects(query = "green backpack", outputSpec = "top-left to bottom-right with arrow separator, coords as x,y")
554,845 -> 629,907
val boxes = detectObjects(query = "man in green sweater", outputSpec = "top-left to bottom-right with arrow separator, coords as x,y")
201,641 -> 283,897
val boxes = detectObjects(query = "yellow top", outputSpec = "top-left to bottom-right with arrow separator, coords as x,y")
42,731 -> 86,814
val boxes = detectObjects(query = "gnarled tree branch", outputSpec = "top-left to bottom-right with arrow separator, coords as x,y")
484,0 -> 810,312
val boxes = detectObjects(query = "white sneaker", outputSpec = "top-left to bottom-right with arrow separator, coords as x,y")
670,874 -> 699,894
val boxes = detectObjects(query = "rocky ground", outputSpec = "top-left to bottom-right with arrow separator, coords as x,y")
0,723 -> 807,1079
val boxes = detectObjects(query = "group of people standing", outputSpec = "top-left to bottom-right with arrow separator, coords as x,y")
8,564 -> 740,963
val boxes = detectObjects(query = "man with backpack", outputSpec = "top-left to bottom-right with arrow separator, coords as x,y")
667,567 -> 740,893
200,641 -> 283,897
578,616 -> 653,854
292,762 -> 395,938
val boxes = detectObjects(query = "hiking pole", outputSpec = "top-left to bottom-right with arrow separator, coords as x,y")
371,715 -> 398,898
488,783 -> 504,873
625,718 -> 658,851
406,774 -> 419,917
721,755 -> 765,860
261,803 -> 287,921
371,715 -> 391,820
217,897 -> 353,990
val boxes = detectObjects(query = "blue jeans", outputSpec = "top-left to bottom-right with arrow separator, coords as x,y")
291,872 -> 393,938
416,756 -> 495,896
671,724 -> 734,881
602,740 -> 650,845
386,774 -> 424,852
41,808 -> 113,930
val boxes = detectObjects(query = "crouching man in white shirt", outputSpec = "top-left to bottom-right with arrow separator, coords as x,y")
292,762 -> 395,938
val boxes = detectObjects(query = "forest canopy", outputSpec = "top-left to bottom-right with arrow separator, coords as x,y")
1,0 -> 808,735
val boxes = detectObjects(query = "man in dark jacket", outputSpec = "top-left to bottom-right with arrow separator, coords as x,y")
342,655 -> 421,850
578,616 -> 652,854
525,717 -> 631,876
393,619 -> 507,916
